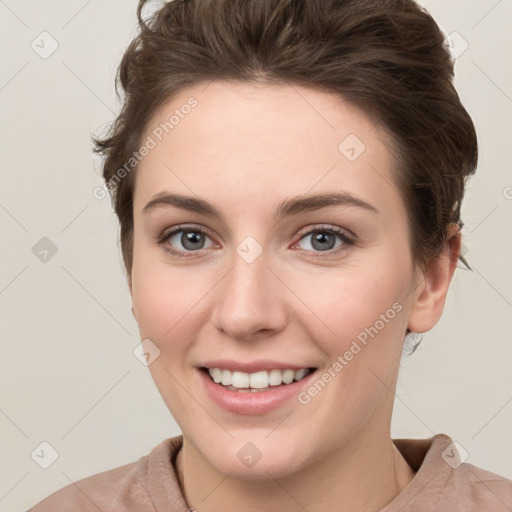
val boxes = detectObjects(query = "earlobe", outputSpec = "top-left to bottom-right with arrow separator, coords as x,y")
407,223 -> 461,333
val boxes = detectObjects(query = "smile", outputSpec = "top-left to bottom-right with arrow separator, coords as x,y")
204,367 -> 315,391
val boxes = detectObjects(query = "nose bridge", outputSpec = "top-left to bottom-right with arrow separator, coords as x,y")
213,242 -> 287,339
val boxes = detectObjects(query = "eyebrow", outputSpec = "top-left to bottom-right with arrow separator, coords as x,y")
142,191 -> 379,219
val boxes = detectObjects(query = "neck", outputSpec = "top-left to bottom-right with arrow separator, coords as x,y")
174,429 -> 415,512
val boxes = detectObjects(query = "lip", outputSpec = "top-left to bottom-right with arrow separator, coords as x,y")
198,366 -> 318,416
198,359 -> 315,373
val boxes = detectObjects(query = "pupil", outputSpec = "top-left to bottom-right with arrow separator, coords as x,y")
182,231 -> 203,250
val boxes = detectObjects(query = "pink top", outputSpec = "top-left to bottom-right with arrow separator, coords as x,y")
28,432 -> 512,511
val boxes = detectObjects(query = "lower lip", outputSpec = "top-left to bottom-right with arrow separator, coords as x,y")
198,368 -> 317,416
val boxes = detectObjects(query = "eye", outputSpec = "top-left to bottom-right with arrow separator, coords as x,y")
157,223 -> 355,259
294,225 -> 354,256
157,225 -> 215,258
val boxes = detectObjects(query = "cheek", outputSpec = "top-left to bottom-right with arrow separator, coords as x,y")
292,269 -> 409,438
301,269 -> 406,339
292,263 -> 410,393
132,280 -> 194,344
131,250 -> 187,342
131,253 -> 217,360
131,267 -> 201,414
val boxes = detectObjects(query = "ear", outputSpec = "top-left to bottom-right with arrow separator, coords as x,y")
407,223 -> 461,333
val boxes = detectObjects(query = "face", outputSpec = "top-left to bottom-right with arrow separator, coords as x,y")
129,81 -> 439,480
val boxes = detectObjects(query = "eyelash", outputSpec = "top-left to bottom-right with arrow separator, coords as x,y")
156,223 -> 355,259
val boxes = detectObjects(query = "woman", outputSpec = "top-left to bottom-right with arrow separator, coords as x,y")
29,0 -> 512,510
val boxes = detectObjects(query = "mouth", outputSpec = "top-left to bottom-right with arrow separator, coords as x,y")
198,364 -> 320,415
199,366 -> 318,393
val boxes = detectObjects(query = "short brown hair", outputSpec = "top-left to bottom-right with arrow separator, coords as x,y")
93,0 -> 478,280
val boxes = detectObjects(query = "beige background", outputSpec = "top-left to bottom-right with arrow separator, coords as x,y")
1,0 -> 511,510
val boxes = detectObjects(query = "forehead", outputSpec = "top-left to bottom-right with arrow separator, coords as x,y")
133,80 -> 400,216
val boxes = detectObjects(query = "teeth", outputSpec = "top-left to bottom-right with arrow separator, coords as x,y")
207,367 -> 311,389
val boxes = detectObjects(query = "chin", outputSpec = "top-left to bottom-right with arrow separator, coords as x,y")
200,436 -> 311,481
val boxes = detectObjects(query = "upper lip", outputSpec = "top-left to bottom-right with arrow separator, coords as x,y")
199,360 -> 316,373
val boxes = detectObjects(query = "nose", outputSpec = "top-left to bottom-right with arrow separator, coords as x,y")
212,248 -> 288,341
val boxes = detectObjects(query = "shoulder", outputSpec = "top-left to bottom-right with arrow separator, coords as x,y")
27,437 -> 180,512
434,434 -> 512,509
443,460 -> 512,510
27,457 -> 151,512
390,433 -> 512,511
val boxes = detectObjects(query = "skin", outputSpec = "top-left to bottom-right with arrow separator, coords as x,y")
129,81 -> 461,512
